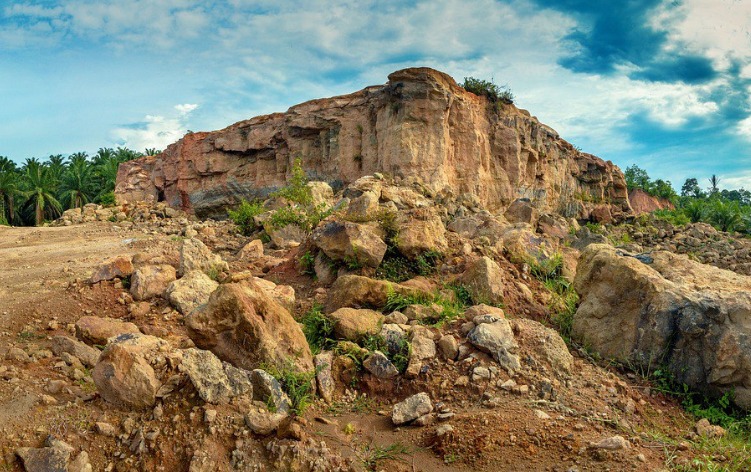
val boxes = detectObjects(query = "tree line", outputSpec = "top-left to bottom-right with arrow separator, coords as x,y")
0,147 -> 157,226
625,164 -> 751,233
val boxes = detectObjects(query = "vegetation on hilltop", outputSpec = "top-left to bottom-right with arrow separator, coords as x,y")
0,147 -> 151,226
626,164 -> 751,234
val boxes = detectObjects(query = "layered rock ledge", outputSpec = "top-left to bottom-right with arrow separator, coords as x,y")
115,67 -> 631,220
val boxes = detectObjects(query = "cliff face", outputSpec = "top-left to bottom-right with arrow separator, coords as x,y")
628,189 -> 675,215
115,68 -> 632,220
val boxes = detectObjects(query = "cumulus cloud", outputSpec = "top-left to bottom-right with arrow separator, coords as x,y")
110,104 -> 198,152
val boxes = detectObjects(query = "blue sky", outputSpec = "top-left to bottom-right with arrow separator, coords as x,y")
2,0 -> 751,190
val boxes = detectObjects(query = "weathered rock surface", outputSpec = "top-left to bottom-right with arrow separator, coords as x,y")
130,264 -> 177,301
574,244 -> 751,409
392,392 -> 433,425
628,188 -> 674,215
312,220 -> 387,268
92,333 -> 169,409
180,348 -> 253,404
75,316 -> 141,346
467,315 -> 520,373
179,238 -> 228,276
394,207 -> 447,258
90,256 -> 134,284
115,68 -> 631,220
461,256 -> 505,305
328,307 -> 383,341
51,336 -> 100,368
16,437 -> 91,472
185,280 -> 313,373
324,275 -> 428,313
166,270 -> 219,315
363,351 -> 399,378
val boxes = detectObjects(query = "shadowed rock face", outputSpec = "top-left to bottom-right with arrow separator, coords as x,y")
115,67 -> 631,220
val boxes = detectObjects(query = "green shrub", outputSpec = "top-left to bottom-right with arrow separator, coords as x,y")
299,251 -> 316,276
272,158 -> 313,205
299,304 -> 335,354
527,252 -> 564,283
98,191 -> 116,206
461,77 -> 514,104
228,199 -> 264,236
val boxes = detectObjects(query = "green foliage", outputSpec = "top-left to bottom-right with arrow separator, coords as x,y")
299,250 -> 316,276
0,147 -> 151,226
527,252 -> 564,283
461,77 -> 514,104
624,164 -> 678,201
228,199 -> 264,236
272,158 -> 313,205
261,361 -> 317,416
300,304 -> 335,354
360,334 -> 411,373
383,287 -> 433,313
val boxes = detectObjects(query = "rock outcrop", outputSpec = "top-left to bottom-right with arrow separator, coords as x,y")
116,68 -> 631,221
573,244 -> 751,409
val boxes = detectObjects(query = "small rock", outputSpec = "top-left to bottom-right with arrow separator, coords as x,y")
363,351 -> 399,378
591,435 -> 630,450
244,408 -> 286,435
695,418 -> 727,438
437,335 -> 458,361
392,392 -> 433,425
96,422 -> 117,437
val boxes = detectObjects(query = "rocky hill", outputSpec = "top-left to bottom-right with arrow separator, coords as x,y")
115,68 -> 631,222
3,69 -> 751,472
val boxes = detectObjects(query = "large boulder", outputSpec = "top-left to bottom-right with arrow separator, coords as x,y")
115,68 -> 631,221
92,333 -> 170,409
185,280 -> 313,373
166,270 -> 219,315
328,308 -> 383,341
130,264 -> 177,301
75,316 -> 141,346
467,314 -> 520,373
574,244 -> 751,409
460,256 -> 505,305
324,275 -> 429,313
312,220 -> 387,268
179,238 -> 229,276
394,207 -> 447,259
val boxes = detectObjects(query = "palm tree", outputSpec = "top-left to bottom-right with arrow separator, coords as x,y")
93,155 -> 121,200
708,174 -> 721,195
45,154 -> 66,187
0,156 -> 17,173
0,169 -> 20,225
114,147 -> 142,162
60,153 -> 95,209
21,158 -> 62,226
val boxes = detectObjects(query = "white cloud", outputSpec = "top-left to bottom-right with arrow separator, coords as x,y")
110,103 -> 198,152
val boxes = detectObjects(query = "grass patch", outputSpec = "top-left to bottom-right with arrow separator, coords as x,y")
361,442 -> 411,471
382,284 -> 475,327
260,361 -> 317,416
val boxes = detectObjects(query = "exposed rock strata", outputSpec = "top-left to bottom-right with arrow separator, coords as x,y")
116,68 -> 631,220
